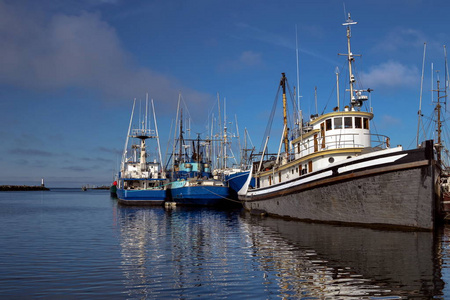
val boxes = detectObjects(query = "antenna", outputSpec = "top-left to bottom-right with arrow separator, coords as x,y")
343,3 -> 347,21
417,43 -> 426,147
314,86 -> 318,115
335,67 -> 340,111
295,24 -> 301,120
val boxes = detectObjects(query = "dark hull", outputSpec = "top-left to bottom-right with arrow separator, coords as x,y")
240,141 -> 442,230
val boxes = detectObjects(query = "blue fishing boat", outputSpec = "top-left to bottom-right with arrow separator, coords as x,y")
167,98 -> 233,206
169,161 -> 231,206
224,169 -> 254,195
116,97 -> 168,206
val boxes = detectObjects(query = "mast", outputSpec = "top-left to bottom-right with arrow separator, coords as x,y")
122,99 -> 136,172
280,73 -> 289,155
224,97 -> 227,169
172,94 -> 181,171
336,67 -> 340,111
338,13 -> 370,111
435,45 -> 449,169
295,25 -> 302,127
417,43 -> 427,147
151,99 -> 164,176
343,13 -> 357,107
436,75 -> 443,167
179,107 -> 183,163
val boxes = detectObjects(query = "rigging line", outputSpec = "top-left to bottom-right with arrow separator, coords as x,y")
200,186 -> 242,203
259,85 -> 281,153
320,80 -> 338,115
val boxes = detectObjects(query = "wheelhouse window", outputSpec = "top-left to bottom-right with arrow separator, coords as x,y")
334,117 -> 342,129
363,118 -> 369,129
344,117 -> 352,128
355,117 -> 362,129
326,119 -> 332,131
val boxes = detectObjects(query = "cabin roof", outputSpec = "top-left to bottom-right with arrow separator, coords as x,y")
309,111 -> 373,126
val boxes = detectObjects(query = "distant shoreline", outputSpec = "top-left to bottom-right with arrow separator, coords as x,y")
0,185 -> 50,191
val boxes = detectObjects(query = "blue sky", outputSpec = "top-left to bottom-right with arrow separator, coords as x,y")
1,0 -> 449,187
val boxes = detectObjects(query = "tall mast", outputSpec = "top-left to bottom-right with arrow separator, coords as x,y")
295,24 -> 302,126
179,107 -> 183,163
436,74 -> 443,167
336,67 -> 340,111
339,13 -> 369,111
435,45 -> 449,169
280,73 -> 289,155
122,99 -> 136,171
340,13 -> 357,110
151,99 -> 164,176
343,13 -> 357,107
417,43 -> 427,147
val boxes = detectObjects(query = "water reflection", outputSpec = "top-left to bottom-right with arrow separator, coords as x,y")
115,204 -> 445,299
241,214 -> 445,299
116,205 -> 246,298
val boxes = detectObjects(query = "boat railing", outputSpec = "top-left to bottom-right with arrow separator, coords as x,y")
120,171 -> 163,179
292,132 -> 392,159
252,132 -> 391,168
131,128 -> 156,137
295,133 -> 365,157
367,133 -> 391,149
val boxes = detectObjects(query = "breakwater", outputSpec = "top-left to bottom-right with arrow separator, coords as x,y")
0,185 -> 50,191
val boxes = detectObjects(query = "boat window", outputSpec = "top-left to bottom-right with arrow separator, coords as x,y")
326,119 -> 332,131
334,117 -> 342,129
344,117 -> 352,128
314,134 -> 318,152
355,117 -> 362,129
363,118 -> 369,129
279,172 -> 281,183
320,123 -> 326,149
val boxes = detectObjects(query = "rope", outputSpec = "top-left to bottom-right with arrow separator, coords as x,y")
200,186 -> 242,203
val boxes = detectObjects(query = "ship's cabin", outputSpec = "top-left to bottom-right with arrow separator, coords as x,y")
121,160 -> 161,179
173,161 -> 212,180
255,109 -> 376,189
294,110 -> 373,160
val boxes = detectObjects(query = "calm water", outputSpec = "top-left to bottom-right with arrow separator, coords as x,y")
0,189 -> 449,299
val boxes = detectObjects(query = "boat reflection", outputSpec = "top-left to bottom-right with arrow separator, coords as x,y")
115,205 -> 243,298
240,212 -> 444,299
114,204 -> 445,299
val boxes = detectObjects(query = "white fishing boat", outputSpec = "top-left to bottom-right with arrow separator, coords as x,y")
116,97 -> 168,205
238,14 -> 443,230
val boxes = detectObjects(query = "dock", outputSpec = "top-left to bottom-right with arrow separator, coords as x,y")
0,185 -> 50,191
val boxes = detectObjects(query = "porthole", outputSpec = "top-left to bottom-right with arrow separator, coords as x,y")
328,157 -> 334,163
347,156 -> 352,159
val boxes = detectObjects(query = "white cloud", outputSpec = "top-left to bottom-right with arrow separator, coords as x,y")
218,50 -> 264,72
0,1 -> 210,114
361,61 -> 419,88
239,51 -> 263,66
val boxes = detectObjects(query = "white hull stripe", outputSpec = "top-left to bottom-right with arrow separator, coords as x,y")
249,153 -> 408,197
338,154 -> 407,174
249,171 -> 333,196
